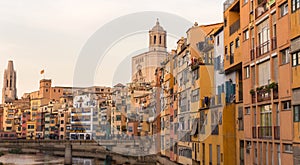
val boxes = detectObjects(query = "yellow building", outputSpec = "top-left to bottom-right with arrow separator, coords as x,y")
26,120 -> 36,140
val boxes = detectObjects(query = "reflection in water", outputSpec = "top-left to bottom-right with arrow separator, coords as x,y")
0,154 -> 97,165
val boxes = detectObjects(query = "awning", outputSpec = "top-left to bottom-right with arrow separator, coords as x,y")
190,119 -> 199,135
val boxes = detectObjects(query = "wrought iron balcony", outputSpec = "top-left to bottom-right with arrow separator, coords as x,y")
257,89 -> 271,102
256,40 -> 270,57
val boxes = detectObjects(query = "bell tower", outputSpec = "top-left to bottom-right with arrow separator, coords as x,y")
2,60 -> 17,104
149,19 -> 167,51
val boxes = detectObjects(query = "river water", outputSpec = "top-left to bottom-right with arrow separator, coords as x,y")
0,154 -> 99,165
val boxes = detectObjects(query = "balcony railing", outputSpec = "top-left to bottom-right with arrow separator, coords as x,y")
229,19 -> 240,35
258,126 -> 272,139
257,89 -> 271,102
252,127 -> 257,138
256,41 -> 270,57
274,126 -> 280,140
271,37 -> 277,50
255,0 -> 268,18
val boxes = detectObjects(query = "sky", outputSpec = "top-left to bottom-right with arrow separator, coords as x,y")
0,0 -> 225,101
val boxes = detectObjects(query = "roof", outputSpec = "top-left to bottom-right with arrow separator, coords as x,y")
150,19 -> 165,32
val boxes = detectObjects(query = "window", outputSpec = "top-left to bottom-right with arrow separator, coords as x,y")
282,101 -> 291,110
236,37 -> 240,48
292,51 -> 300,66
243,29 -> 249,41
281,48 -> 290,64
238,107 -> 244,130
244,66 -> 250,79
294,105 -> 300,122
240,141 -> 245,165
61,120 -> 64,124
280,2 -> 288,17
225,46 -> 228,55
191,89 -> 199,103
292,0 -> 300,12
260,105 -> 272,136
128,126 -> 133,132
116,115 -> 121,121
230,42 -> 234,55
245,107 -> 251,115
283,144 -> 293,153
217,36 -> 220,46
258,60 -> 271,86
60,127 -> 64,132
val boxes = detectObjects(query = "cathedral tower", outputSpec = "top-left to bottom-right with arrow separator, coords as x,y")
2,60 -> 17,104
149,19 -> 167,52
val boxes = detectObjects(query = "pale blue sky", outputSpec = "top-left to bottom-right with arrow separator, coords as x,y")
0,0 -> 224,100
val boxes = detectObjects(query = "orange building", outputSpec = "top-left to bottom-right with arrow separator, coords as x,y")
230,0 -> 293,164
290,0 -> 300,163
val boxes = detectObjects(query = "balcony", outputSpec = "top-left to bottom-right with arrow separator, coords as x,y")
229,19 -> 240,35
255,0 -> 268,18
223,0 -> 236,11
250,49 -> 255,60
258,126 -> 272,139
257,86 -> 278,102
252,127 -> 257,138
256,41 -> 270,57
190,57 -> 203,71
271,37 -> 277,50
274,126 -> 280,140
257,89 -> 271,102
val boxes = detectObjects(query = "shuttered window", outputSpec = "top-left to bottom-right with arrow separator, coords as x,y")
258,60 -> 271,86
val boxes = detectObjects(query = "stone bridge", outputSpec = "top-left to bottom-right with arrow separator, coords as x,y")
0,140 -> 158,165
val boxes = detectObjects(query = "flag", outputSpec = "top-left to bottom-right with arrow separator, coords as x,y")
40,69 -> 44,75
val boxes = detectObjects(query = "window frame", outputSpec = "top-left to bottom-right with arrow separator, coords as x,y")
294,105 -> 300,122
280,48 -> 290,65
280,2 -> 289,17
292,51 -> 300,67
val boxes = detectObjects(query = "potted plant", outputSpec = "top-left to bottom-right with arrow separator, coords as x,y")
250,89 -> 255,95
268,82 -> 278,89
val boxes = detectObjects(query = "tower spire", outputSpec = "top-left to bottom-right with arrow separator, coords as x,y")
2,60 -> 17,104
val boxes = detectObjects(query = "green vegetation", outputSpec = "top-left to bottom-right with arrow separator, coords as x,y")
8,148 -> 23,154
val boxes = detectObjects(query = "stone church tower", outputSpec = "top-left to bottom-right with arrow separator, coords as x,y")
149,19 -> 167,52
132,19 -> 168,83
2,60 -> 17,104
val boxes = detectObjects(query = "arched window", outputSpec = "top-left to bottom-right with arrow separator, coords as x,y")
154,35 -> 157,44
159,36 -> 162,44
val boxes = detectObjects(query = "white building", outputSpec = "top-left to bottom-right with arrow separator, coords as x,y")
71,94 -> 97,140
